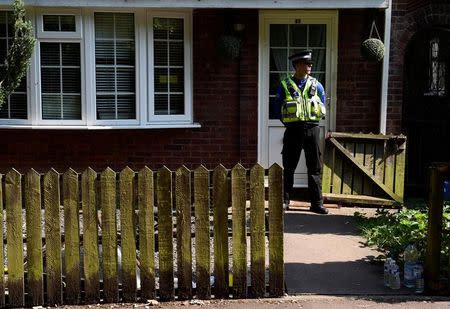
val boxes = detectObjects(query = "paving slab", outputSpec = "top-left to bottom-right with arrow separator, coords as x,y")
284,205 -> 414,295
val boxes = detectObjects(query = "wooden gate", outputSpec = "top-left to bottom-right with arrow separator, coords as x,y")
322,132 -> 407,206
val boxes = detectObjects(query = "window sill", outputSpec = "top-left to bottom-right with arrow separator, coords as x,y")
0,123 -> 202,130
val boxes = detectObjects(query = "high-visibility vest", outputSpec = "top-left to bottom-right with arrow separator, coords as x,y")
280,76 -> 326,123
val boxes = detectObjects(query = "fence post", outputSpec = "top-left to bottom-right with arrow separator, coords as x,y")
157,166 -> 174,301
82,168 -> 100,303
425,163 -> 445,293
176,166 -> 193,300
232,163 -> 247,298
44,169 -> 63,306
268,164 -> 284,297
213,165 -> 229,299
194,166 -> 211,299
25,169 -> 44,306
250,164 -> 265,298
138,167 -> 156,300
100,168 -> 118,303
5,169 -> 24,307
120,167 -> 137,302
63,169 -> 81,305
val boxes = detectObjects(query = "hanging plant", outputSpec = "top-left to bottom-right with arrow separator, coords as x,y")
217,34 -> 241,60
361,21 -> 385,62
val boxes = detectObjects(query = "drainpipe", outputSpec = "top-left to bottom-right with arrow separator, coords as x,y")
379,0 -> 392,134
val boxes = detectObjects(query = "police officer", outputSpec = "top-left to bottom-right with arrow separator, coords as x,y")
273,50 -> 328,214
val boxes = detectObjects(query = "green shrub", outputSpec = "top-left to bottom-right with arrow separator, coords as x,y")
355,201 -> 450,276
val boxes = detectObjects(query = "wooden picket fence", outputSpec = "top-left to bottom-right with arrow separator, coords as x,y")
0,164 -> 284,307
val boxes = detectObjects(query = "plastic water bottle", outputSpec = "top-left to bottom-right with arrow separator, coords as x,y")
384,258 -> 392,287
414,264 -> 424,293
389,264 -> 401,289
403,244 -> 418,288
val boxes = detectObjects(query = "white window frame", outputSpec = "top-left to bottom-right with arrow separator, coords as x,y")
147,10 -> 193,124
86,8 -> 142,127
35,9 -> 85,126
0,8 -> 197,129
36,8 -> 82,39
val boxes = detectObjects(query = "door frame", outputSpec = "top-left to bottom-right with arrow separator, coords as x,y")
257,10 -> 338,168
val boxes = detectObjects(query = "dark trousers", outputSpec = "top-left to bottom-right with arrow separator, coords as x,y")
282,123 -> 323,207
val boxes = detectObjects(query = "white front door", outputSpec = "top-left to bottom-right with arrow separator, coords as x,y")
258,10 -> 338,187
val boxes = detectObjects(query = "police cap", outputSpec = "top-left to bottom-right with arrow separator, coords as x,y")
289,50 -> 313,65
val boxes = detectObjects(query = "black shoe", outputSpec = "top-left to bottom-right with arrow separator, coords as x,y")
309,205 -> 328,214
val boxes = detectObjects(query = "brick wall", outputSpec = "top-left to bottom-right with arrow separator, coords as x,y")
387,1 -> 449,134
0,9 -> 259,173
335,9 -> 383,133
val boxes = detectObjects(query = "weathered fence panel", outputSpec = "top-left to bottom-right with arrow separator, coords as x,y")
63,169 -> 81,305
0,175 -> 4,308
100,168 -> 118,303
5,170 -> 24,307
176,166 -> 193,300
194,166 -> 211,299
138,167 -> 156,300
250,164 -> 265,298
81,168 -> 100,303
157,166 -> 174,301
0,164 -> 284,306
25,170 -> 43,306
322,132 -> 407,206
44,169 -> 63,306
213,165 -> 229,299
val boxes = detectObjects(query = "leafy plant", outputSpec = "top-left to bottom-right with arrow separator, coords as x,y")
355,200 -> 450,276
0,0 -> 36,105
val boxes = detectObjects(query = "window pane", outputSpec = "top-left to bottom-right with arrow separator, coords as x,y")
117,95 -> 135,119
170,94 -> 184,114
116,41 -> 135,65
41,68 -> 61,93
168,19 -> 183,40
96,95 -> 116,119
62,95 -> 81,119
62,68 -> 81,93
290,24 -> 307,47
41,42 -> 81,120
60,15 -> 76,32
169,68 -> 184,93
154,68 -> 168,92
154,94 -> 168,115
309,25 -> 326,47
270,24 -> 287,47
40,42 -> 60,65
43,15 -> 59,31
96,68 -> 115,92
95,41 -> 114,65
62,43 -> 80,66
117,68 -> 135,92
169,41 -> 183,66
95,12 -> 135,120
154,41 -> 168,66
312,49 -> 326,72
154,18 -> 167,40
270,48 -> 288,71
0,12 -> 7,37
42,95 -> 61,119
0,39 -> 7,62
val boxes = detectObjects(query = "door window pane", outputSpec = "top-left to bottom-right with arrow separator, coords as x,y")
40,42 -> 81,120
269,23 -> 327,119
153,17 -> 185,116
95,12 -> 135,120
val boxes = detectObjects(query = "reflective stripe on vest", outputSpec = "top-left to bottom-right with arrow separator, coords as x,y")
280,76 -> 325,123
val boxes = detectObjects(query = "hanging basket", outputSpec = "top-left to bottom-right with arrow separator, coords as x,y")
217,34 -> 241,60
361,21 -> 385,62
